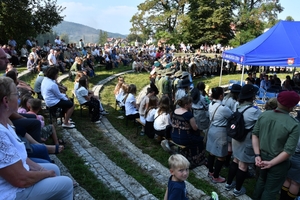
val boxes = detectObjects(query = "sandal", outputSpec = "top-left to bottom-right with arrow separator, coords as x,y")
58,139 -> 66,146
73,181 -> 79,188
54,144 -> 64,154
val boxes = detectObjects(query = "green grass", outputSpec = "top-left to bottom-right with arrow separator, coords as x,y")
17,63 -> 293,199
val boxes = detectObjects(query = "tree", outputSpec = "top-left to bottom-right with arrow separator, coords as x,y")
130,0 -> 189,43
285,16 -> 294,21
0,0 -> 65,47
126,33 -> 142,44
229,0 -> 283,46
183,0 -> 236,47
60,33 -> 70,44
98,30 -> 108,46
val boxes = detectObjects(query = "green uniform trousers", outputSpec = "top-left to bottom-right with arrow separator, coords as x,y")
253,152 -> 290,200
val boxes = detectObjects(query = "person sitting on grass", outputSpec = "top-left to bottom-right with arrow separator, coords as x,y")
26,98 -> 66,146
164,154 -> 190,200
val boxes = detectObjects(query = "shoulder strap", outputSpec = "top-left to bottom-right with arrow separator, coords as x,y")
211,103 -> 222,121
240,105 -> 252,115
154,112 -> 163,121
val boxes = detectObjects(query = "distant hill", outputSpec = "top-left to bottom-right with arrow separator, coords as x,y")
52,21 -> 127,43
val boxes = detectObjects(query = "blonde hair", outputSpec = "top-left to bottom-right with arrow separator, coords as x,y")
168,154 -> 190,169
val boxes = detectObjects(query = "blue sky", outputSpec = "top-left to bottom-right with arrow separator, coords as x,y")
56,0 -> 300,35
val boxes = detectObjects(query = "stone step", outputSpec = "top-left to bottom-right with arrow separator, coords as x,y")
61,128 -> 157,200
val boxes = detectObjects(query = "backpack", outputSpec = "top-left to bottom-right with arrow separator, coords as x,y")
226,105 -> 252,142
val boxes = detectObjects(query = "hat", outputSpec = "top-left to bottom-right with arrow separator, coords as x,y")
174,70 -> 183,78
157,70 -> 163,75
177,79 -> 191,88
164,68 -> 174,76
277,91 -> 300,108
230,84 -> 242,93
181,71 -> 190,78
154,61 -> 160,67
239,84 -> 259,100
165,62 -> 173,69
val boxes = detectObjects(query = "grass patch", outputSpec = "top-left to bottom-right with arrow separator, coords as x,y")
57,146 -> 126,200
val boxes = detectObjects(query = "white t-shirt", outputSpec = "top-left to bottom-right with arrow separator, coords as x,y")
145,108 -> 156,122
125,93 -> 138,116
47,53 -> 56,65
132,61 -> 138,70
153,110 -> 171,131
75,86 -> 88,105
0,124 -> 28,199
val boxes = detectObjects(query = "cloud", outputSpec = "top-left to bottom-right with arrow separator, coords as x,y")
58,2 -> 137,34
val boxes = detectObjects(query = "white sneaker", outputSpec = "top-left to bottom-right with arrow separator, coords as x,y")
93,120 -> 101,124
62,123 -> 75,128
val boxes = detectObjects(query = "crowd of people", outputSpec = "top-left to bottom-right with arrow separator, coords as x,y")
1,35 -> 300,199
109,44 -> 300,199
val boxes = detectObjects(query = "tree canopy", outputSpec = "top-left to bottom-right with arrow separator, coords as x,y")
130,0 -> 285,47
0,0 -> 65,47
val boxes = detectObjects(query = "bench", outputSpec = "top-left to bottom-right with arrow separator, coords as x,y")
135,118 -> 145,135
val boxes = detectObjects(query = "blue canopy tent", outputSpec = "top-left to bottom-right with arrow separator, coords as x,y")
220,20 -> 300,86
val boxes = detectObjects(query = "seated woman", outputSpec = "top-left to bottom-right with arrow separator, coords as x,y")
124,84 -> 139,120
171,96 -> 206,168
69,57 -> 83,79
27,54 -> 36,73
41,67 -> 75,128
114,76 -> 125,109
75,77 -> 101,123
83,54 -> 95,77
153,96 -> 171,142
0,76 -> 73,199
144,95 -> 159,139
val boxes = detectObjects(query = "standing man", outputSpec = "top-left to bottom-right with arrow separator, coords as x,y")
26,37 -> 33,52
79,39 -> 84,49
252,91 -> 300,200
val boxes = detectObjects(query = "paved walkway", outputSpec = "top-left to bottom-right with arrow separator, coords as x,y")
20,69 -> 252,199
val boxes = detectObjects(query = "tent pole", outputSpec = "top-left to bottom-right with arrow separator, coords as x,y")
219,59 -> 224,86
240,65 -> 245,86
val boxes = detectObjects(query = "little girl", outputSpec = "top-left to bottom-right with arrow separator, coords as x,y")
27,98 -> 64,146
18,93 -> 33,114
75,76 -> 101,123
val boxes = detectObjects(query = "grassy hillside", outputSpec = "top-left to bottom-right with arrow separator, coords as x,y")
53,21 -> 127,43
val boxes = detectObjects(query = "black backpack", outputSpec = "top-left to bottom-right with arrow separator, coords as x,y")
226,106 -> 252,142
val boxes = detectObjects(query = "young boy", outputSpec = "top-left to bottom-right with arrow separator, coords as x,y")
27,98 -> 65,151
164,154 -> 190,200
